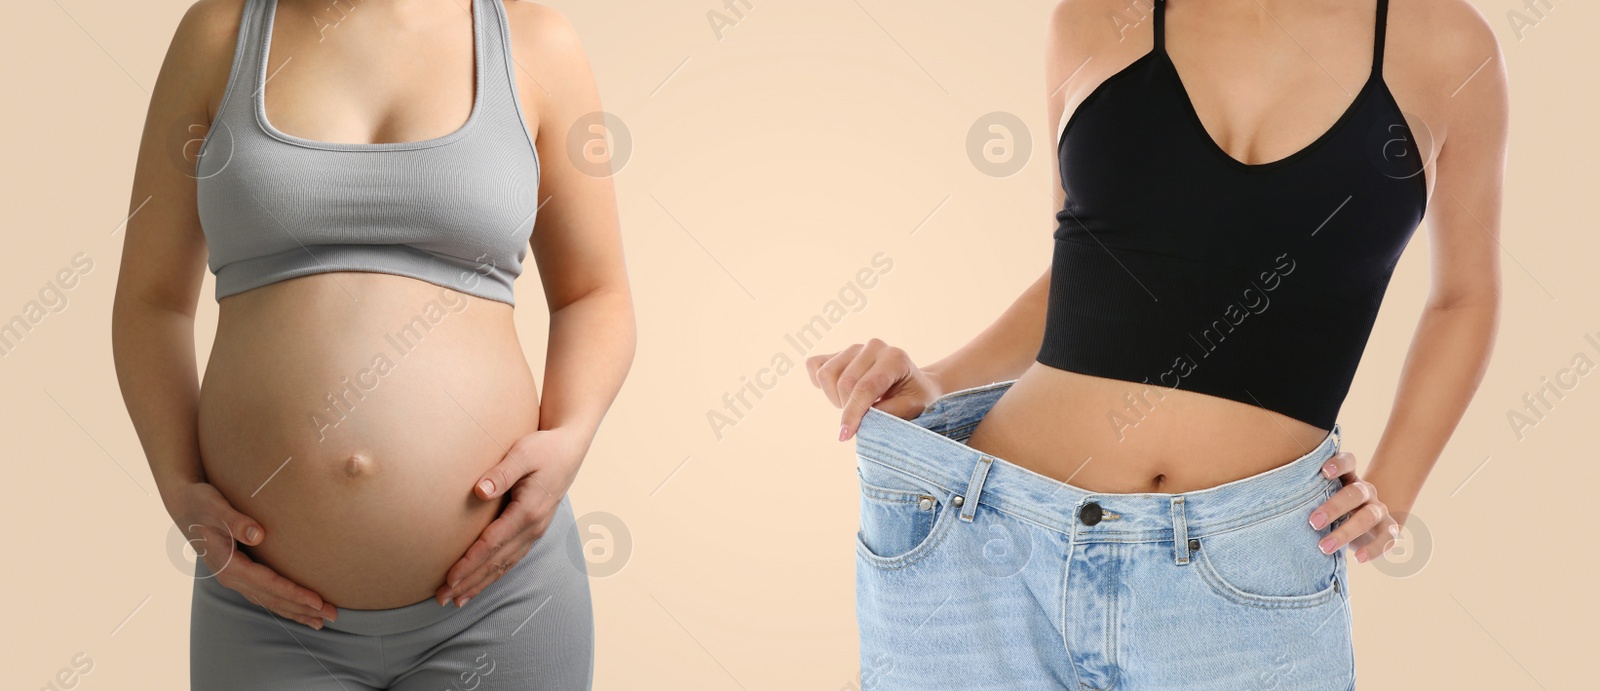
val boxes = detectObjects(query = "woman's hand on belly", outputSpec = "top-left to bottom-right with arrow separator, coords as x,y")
436,426 -> 589,606
167,481 -> 336,629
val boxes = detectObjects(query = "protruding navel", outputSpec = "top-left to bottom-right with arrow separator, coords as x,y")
343,453 -> 374,479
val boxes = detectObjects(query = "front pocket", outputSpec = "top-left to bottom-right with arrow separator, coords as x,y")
1190,490 -> 1342,609
855,467 -> 957,569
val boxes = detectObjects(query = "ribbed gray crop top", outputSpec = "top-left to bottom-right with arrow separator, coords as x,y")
194,0 -> 540,305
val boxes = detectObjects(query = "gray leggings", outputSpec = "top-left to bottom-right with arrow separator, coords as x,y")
190,497 -> 594,690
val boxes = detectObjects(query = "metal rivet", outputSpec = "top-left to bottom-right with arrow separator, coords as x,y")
952,495 -> 965,508
1188,538 -> 1200,552
1333,579 -> 1341,593
917,497 -> 934,511
1078,501 -> 1103,526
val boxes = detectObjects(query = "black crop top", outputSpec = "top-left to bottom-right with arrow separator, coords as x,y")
1038,0 -> 1428,430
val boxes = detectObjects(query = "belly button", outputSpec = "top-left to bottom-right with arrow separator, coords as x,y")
1152,473 -> 1166,491
344,453 -> 375,479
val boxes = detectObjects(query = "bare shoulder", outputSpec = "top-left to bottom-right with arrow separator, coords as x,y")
1047,0 -> 1150,54
172,0 -> 250,67
1387,0 -> 1508,131
498,0 -> 600,137
163,0 -> 251,119
1046,0 -> 1156,132
499,1 -> 586,67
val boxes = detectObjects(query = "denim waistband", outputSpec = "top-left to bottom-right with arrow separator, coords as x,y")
853,379 -> 1343,544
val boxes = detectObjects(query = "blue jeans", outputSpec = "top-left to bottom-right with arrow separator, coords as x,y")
853,380 -> 1355,690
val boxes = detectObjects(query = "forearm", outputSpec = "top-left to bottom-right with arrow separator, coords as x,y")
923,268 -> 1051,393
1365,299 -> 1499,520
111,298 -> 205,512
536,287 -> 636,451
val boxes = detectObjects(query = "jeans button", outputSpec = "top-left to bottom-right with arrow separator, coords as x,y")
1079,501 -> 1102,526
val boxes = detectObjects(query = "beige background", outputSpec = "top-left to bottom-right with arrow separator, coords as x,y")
2,0 -> 1595,688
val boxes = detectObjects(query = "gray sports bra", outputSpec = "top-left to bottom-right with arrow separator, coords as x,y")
194,0 -> 539,305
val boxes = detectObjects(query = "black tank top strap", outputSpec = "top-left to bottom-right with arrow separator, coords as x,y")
1152,0 -> 1167,54
1373,0 -> 1390,76
1045,0 -> 1429,431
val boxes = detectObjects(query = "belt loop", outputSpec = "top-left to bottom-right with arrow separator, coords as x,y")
959,455 -> 993,523
1171,496 -> 1190,565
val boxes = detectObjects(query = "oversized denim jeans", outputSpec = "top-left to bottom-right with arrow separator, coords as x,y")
854,380 -> 1354,690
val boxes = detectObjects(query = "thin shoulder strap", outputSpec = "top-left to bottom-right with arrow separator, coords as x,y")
480,0 -> 517,99
1372,0 -> 1389,76
1153,0 -> 1167,54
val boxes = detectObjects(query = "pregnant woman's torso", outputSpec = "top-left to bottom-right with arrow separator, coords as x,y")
969,0 -> 1439,493
192,0 -> 546,609
200,275 -> 537,609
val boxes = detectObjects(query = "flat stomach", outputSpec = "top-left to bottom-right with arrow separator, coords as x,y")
198,274 -> 538,609
965,363 -> 1329,494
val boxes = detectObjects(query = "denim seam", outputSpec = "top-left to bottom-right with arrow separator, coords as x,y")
859,450 -> 1328,543
1104,542 -> 1121,691
1064,476 -> 1335,544
858,423 -> 989,472
862,444 -> 1335,541
860,450 -> 1079,536
924,378 -> 1015,408
855,492 -> 961,570
1192,545 -> 1341,609
863,390 -> 1337,537
943,419 -> 982,438
1059,542 -> 1084,691
859,481 -> 936,505
857,456 -> 960,499
1183,482 -> 1336,542
1184,486 -> 1341,608
960,457 -> 993,522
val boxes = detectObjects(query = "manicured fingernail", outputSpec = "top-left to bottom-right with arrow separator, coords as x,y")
477,479 -> 495,495
839,424 -> 849,441
1319,537 -> 1336,554
1309,511 -> 1327,530
457,597 -> 471,608
1355,550 -> 1369,563
1322,462 -> 1337,478
245,526 -> 261,543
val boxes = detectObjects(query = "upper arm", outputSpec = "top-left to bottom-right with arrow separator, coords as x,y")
1044,0 -> 1135,211
1045,0 -> 1088,209
504,2 -> 628,312
1416,1 -> 1508,308
117,0 -> 245,316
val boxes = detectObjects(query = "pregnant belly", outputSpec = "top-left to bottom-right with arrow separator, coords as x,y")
197,274 -> 539,609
